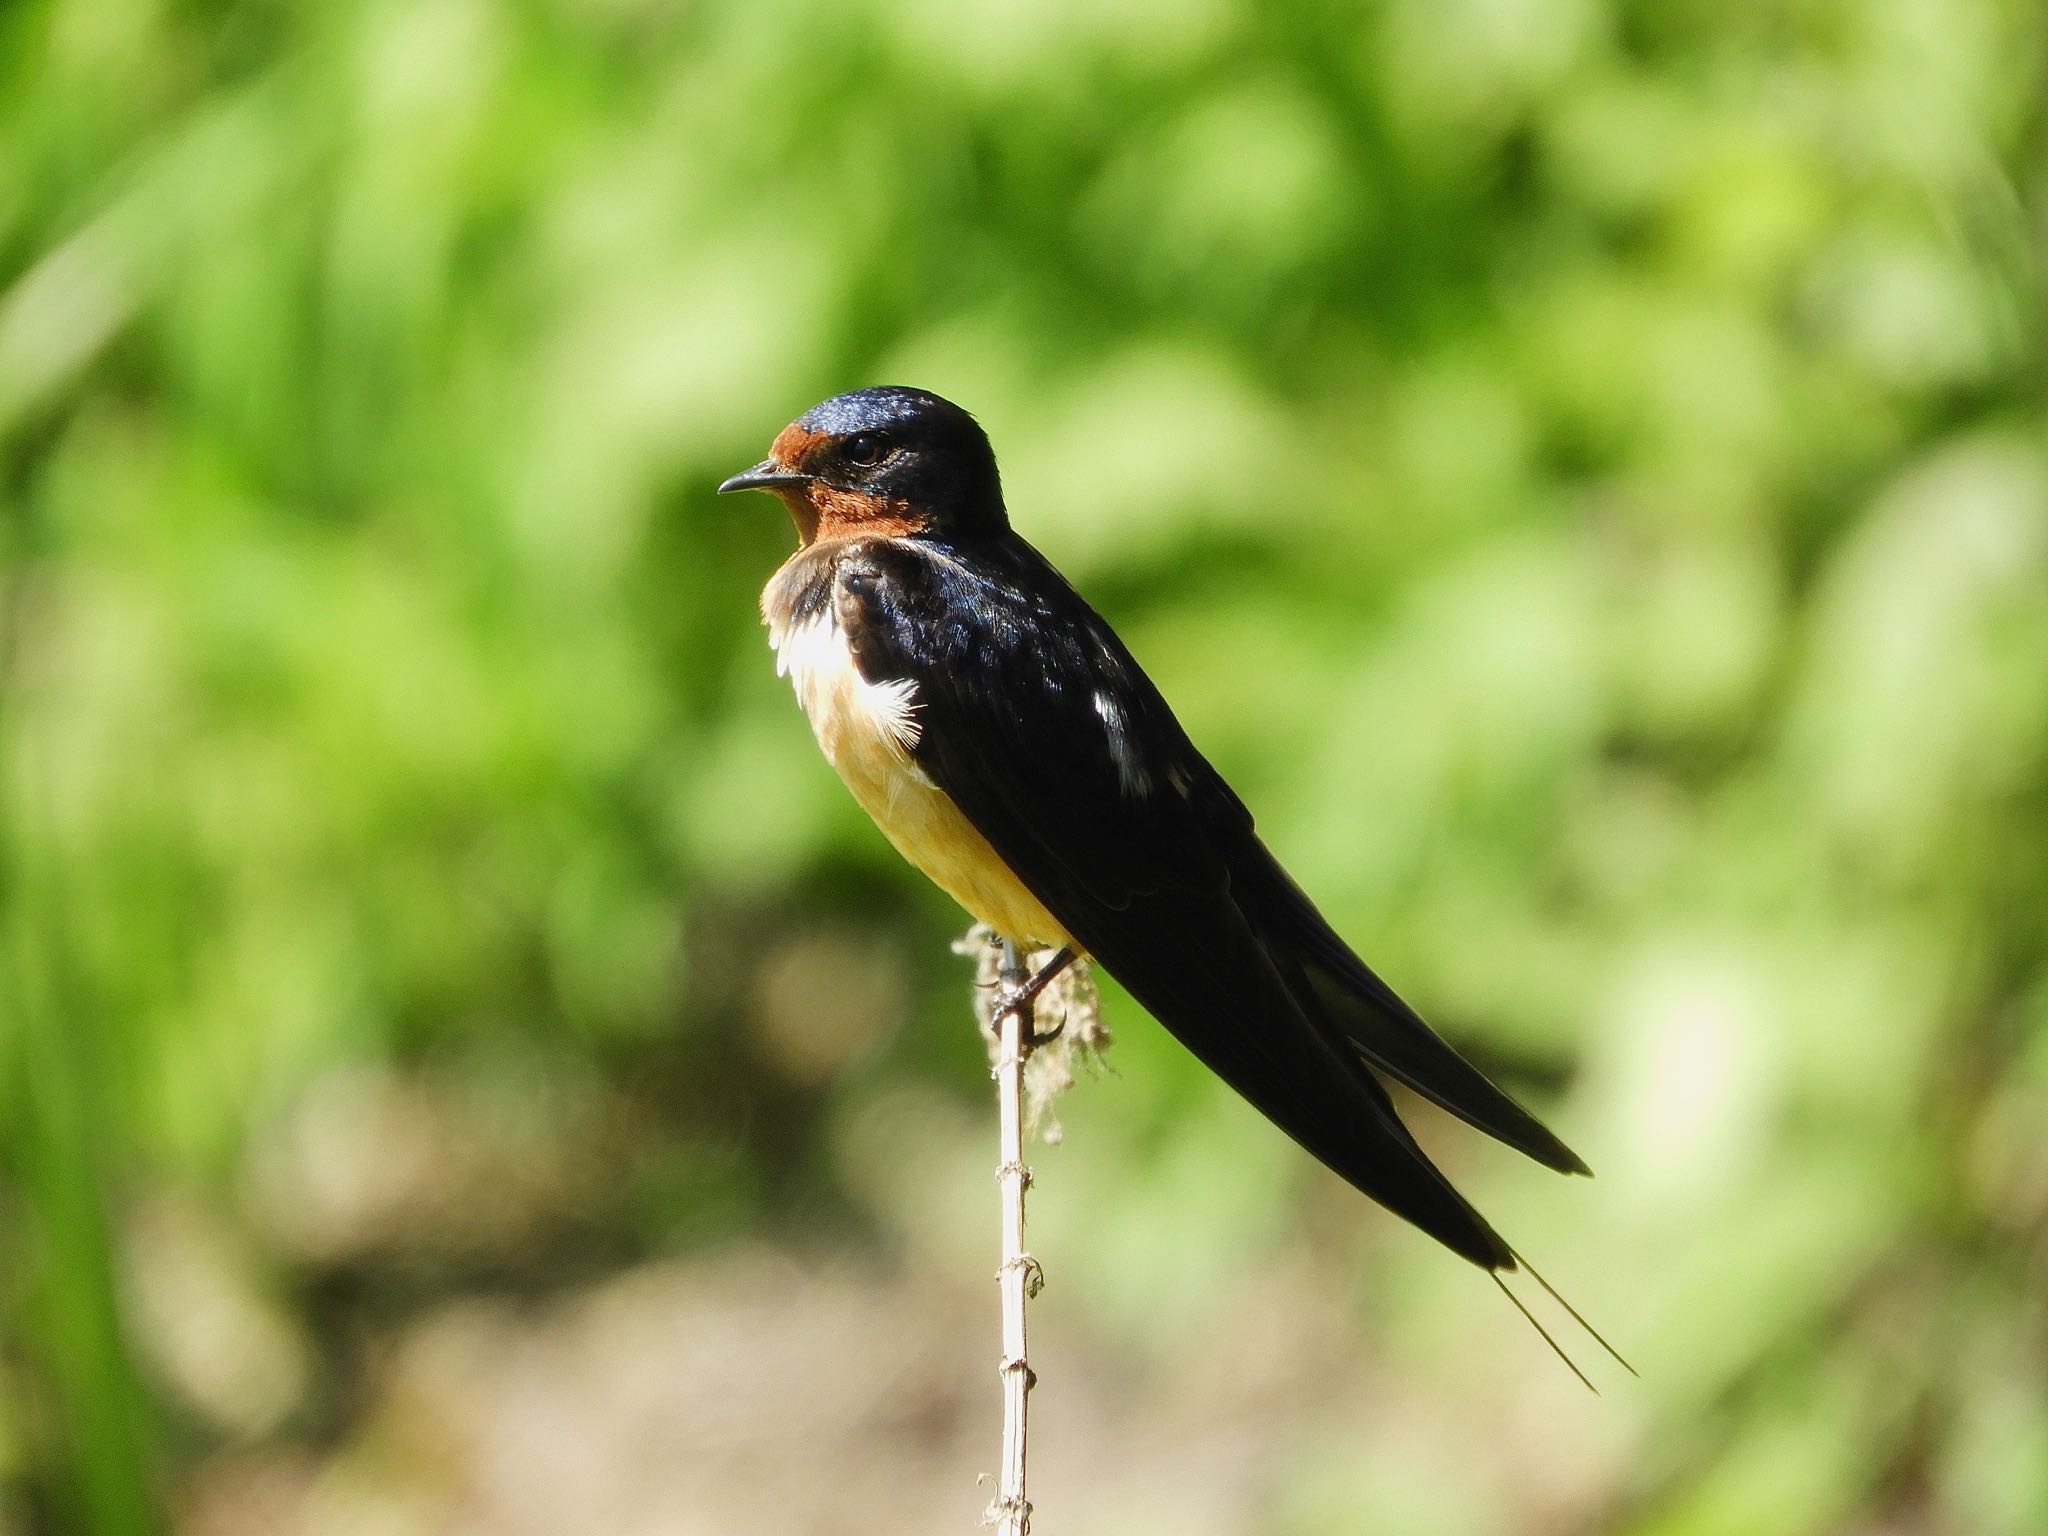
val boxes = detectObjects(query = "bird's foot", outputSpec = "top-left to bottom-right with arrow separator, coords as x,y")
987,946 -> 1081,1056
996,1004 -> 1064,1049
990,945 -> 1077,1050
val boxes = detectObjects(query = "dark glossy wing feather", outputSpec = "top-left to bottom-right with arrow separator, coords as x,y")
837,535 -> 1582,1268
1226,853 -> 1591,1175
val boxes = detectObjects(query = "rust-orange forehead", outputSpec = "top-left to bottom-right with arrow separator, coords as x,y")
770,421 -> 828,467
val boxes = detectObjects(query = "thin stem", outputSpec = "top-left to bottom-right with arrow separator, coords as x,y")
988,938 -> 1037,1535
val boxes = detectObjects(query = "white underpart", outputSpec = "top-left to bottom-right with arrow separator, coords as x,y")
772,608 -> 924,764
1094,689 -> 1151,797
766,597 -> 1071,947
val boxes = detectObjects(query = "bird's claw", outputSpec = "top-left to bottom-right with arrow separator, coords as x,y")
988,945 -> 1079,1051
992,985 -> 1065,1048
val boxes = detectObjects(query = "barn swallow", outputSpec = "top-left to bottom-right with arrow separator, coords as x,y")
721,387 -> 1619,1369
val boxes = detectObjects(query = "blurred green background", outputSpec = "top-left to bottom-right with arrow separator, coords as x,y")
3,0 -> 2045,1531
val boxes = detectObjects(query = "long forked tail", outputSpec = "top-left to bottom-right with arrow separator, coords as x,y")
1080,851 -> 1631,1385
1495,1244 -> 1636,1391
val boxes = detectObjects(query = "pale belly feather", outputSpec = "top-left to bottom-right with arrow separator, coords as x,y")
771,609 -> 1072,949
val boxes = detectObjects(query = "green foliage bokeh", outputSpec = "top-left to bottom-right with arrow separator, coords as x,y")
2,0 -> 2044,1532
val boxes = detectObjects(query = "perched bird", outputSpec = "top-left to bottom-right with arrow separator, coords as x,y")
721,386 -> 1616,1366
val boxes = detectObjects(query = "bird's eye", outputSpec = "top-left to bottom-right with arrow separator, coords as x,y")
843,431 -> 890,467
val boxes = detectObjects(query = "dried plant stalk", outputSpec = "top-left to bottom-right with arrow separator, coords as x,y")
988,937 -> 1036,1535
955,926 -> 1108,1533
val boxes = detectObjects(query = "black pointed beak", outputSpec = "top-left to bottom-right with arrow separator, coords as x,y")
717,460 -> 811,495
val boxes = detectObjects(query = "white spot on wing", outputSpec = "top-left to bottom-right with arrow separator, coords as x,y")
1094,689 -> 1151,797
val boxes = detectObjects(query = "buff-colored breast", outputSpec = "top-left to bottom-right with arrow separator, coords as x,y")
768,602 -> 1073,949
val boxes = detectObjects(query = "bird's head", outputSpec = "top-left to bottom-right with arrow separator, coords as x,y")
717,386 -> 1008,545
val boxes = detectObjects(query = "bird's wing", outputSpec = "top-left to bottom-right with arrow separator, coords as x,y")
837,538 -> 1525,1269
1228,852 -> 1591,1175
